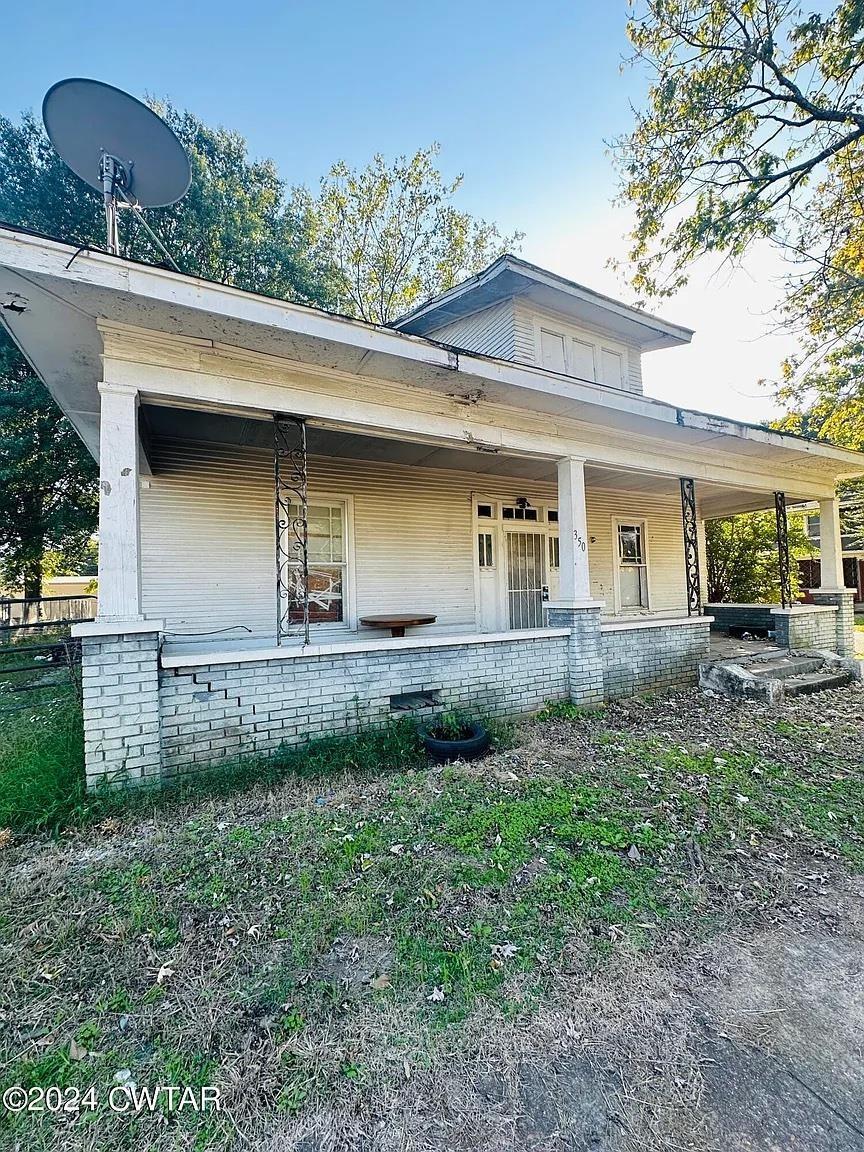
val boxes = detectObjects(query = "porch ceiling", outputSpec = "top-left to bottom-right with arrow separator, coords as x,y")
140,403 -> 790,515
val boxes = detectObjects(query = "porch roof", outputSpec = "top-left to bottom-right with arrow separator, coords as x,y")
2,223 -> 863,496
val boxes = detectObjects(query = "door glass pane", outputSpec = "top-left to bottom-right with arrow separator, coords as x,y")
540,330 -> 566,373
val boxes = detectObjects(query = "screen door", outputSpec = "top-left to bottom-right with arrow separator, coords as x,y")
506,531 -> 545,629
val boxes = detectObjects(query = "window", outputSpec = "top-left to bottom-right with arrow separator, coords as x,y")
547,509 -> 559,524
286,502 -> 348,625
548,536 -> 560,569
570,338 -> 596,381
534,320 -> 631,391
502,505 -> 539,522
540,329 -> 567,373
601,347 -> 624,389
478,532 -> 494,568
476,503 -> 495,519
617,522 -> 649,609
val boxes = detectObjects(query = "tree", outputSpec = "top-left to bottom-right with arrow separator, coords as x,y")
705,509 -> 813,603
0,349 -> 98,599
0,106 -> 337,597
615,1 -> 864,470
312,144 -> 523,324
616,1 -> 863,300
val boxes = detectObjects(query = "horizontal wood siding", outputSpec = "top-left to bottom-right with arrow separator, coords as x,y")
140,440 -> 276,640
140,438 -> 689,637
424,300 -> 516,360
587,489 -> 688,612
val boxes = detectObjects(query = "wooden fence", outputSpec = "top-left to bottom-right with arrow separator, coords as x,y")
0,595 -> 97,634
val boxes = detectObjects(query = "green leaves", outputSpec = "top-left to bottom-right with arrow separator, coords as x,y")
311,143 -> 523,323
0,102 -> 340,595
705,509 -> 813,603
615,1 -> 864,298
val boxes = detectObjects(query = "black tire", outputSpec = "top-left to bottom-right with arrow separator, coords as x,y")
422,722 -> 490,763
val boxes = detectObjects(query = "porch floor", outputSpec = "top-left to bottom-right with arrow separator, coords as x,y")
706,634 -> 784,662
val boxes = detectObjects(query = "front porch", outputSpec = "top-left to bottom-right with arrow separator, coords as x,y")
75,398 -> 849,786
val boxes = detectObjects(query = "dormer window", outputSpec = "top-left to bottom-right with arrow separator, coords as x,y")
533,318 -> 629,390
540,329 -> 566,373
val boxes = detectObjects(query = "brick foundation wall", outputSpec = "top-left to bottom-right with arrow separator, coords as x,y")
81,631 -> 162,787
705,604 -> 777,634
600,618 -> 712,700
771,606 -> 838,651
546,605 -> 604,707
77,614 -> 722,785
159,633 -> 571,776
808,590 -> 856,656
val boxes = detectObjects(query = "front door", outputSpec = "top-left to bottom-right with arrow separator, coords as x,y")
506,531 -> 546,629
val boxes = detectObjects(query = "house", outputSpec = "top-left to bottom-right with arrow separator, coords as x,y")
1,232 -> 862,788
797,500 -> 864,604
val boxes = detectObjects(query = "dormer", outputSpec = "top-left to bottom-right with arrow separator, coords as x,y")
392,254 -> 692,397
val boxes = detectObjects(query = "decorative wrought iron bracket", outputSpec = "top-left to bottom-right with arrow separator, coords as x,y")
275,414 -> 309,645
774,491 -> 792,608
680,477 -> 702,616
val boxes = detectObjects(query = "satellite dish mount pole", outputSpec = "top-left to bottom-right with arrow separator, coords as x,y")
99,151 -> 127,255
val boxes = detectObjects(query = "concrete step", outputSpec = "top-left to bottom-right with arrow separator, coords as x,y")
782,669 -> 856,697
747,656 -> 825,681
699,650 -> 861,703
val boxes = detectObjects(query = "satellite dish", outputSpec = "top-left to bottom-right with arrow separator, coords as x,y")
42,78 -> 191,264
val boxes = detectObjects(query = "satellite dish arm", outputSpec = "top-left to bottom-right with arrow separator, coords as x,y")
114,183 -> 182,273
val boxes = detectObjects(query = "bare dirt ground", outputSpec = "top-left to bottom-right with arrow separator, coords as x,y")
2,684 -> 863,1152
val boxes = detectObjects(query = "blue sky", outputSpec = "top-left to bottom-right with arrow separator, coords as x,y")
2,1 -> 793,422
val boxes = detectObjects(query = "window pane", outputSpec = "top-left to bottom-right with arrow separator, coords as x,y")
618,525 -> 643,564
548,509 -> 559,523
502,507 -> 514,520
478,533 -> 494,567
540,330 -> 566,373
619,566 -> 644,607
305,504 -> 344,563
477,503 -> 493,518
571,338 -> 596,381
289,565 -> 343,624
549,537 -> 560,569
601,347 -> 624,388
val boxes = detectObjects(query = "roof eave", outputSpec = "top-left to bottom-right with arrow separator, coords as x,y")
392,253 -> 694,350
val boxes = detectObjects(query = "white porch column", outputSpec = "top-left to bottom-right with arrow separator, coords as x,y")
818,496 -> 845,591
96,382 -> 143,621
556,455 -> 593,603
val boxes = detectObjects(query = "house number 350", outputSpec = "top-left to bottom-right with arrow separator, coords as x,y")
573,530 -> 587,552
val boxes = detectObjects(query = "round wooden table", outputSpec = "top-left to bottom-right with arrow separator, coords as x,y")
359,613 -> 437,638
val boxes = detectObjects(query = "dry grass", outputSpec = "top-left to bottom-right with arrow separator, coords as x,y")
1,683 -> 863,1151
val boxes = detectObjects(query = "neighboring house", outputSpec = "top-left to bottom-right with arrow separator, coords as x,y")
0,576 -> 97,631
797,502 -> 864,604
1,235 -> 862,788
1,576 -> 96,599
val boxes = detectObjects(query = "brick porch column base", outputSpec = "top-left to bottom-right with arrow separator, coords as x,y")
545,601 -> 605,706
75,621 -> 164,788
809,590 -> 857,658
